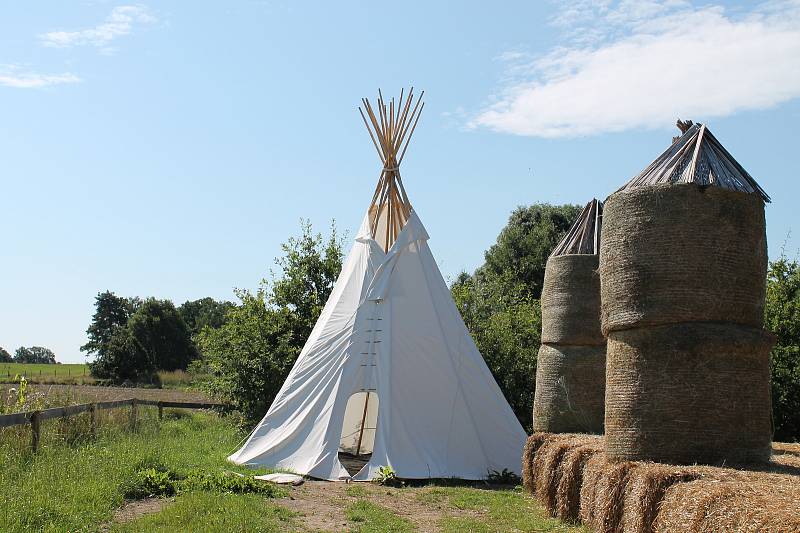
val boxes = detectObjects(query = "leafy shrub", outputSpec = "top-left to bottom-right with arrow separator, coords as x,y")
486,468 -> 521,485
122,464 -> 285,500
182,471 -> 284,496
123,468 -> 179,499
372,465 -> 403,487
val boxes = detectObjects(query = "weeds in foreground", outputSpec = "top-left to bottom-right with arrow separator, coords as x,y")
121,462 -> 285,499
0,412 -> 272,533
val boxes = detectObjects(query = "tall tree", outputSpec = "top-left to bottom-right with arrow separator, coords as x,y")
89,327 -> 155,383
127,298 -> 198,372
0,347 -> 11,363
178,297 -> 234,337
81,291 -> 134,357
480,203 -> 581,299
764,257 -> 800,441
14,346 -> 57,364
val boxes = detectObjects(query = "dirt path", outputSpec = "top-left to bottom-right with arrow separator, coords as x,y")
98,498 -> 169,532
275,481 -> 484,533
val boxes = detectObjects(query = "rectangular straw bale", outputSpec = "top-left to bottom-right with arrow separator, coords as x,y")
533,435 -> 599,515
522,433 -> 551,494
620,463 -> 702,533
654,472 -> 800,533
555,442 -> 603,522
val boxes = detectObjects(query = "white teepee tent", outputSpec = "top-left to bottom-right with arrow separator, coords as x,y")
229,90 -> 526,481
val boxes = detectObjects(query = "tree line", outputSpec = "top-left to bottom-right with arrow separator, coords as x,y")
81,293 -> 232,384
0,346 -> 57,364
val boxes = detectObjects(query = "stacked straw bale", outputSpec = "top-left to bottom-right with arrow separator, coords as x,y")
600,125 -> 774,465
521,432 -> 800,533
533,200 -> 606,434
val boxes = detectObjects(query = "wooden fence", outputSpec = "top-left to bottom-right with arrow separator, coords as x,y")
0,399 -> 223,451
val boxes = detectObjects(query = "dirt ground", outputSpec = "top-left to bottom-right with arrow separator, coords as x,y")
276,481 -> 490,533
106,481 -> 492,533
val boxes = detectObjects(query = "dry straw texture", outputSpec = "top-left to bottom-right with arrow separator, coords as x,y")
580,455 -> 640,533
521,433 -> 800,533
600,183 -> 767,334
620,464 -> 702,533
555,443 -> 603,522
541,254 -> 605,345
655,472 -> 800,532
521,433 -> 550,494
532,344 -> 605,434
605,322 -> 774,465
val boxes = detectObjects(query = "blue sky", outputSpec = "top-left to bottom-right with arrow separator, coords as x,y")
2,1 -> 799,363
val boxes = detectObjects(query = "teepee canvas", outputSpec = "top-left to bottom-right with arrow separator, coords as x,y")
229,90 -> 526,481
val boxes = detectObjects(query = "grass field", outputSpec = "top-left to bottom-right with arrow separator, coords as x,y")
0,363 -> 208,390
0,363 -> 92,384
0,410 -> 585,532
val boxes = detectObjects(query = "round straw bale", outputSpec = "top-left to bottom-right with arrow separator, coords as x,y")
555,443 -> 603,522
541,254 -> 604,345
600,183 -> 767,334
533,344 -> 606,434
605,322 -> 774,465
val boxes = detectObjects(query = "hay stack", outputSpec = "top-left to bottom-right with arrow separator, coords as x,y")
520,432 -> 800,533
533,200 -> 606,434
600,123 -> 774,465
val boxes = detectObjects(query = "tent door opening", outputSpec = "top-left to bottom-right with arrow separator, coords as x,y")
339,391 -> 379,476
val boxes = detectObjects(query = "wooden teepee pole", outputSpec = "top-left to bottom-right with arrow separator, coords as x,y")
358,88 -> 422,250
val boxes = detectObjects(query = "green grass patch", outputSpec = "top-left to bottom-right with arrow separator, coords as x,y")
345,500 -> 415,533
345,484 -> 370,498
111,492 -> 297,532
0,412 -> 279,533
419,486 -> 586,533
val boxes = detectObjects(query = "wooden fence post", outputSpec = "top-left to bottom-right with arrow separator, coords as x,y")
90,403 -> 97,438
130,399 -> 138,431
30,411 -> 41,452
158,401 -> 163,421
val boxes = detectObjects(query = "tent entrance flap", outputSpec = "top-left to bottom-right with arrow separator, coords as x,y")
339,391 -> 379,456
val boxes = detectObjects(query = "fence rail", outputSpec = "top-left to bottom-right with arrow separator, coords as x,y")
0,398 -> 224,451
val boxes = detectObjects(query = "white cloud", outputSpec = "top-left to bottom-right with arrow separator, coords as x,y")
472,1 -> 800,137
0,65 -> 81,89
39,5 -> 156,50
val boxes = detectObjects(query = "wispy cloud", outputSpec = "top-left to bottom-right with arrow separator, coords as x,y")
39,5 -> 156,52
472,0 -> 800,137
0,65 -> 81,89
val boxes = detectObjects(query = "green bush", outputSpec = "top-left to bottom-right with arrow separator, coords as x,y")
182,471 -> 283,496
123,467 -> 179,499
